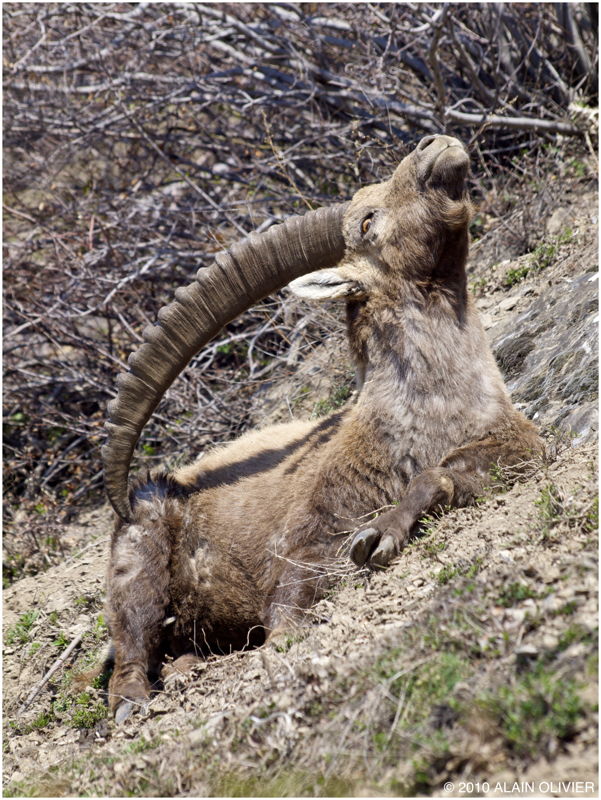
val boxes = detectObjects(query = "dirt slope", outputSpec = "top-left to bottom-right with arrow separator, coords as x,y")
3,178 -> 598,797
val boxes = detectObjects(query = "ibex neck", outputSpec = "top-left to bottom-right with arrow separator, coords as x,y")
353,296 -> 509,468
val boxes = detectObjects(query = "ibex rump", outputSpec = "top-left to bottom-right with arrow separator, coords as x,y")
103,135 -> 542,721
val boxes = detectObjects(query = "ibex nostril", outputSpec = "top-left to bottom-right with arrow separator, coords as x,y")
416,135 -> 439,152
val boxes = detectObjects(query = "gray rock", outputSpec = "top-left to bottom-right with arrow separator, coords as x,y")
498,296 -> 518,311
490,272 -> 598,444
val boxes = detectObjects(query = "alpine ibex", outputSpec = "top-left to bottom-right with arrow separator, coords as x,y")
103,135 -> 542,721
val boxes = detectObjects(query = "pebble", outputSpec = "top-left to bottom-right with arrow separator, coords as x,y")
188,727 -> 206,748
541,594 -> 563,613
564,643 -> 587,659
515,643 -> 538,666
505,609 -> 526,626
575,612 -> 597,632
499,297 -> 518,311
542,634 -> 559,650
542,565 -> 561,583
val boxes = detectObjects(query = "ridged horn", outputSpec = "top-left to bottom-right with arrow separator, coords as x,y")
102,202 -> 349,521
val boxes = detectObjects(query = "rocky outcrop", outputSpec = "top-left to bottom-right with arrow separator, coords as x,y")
492,271 -> 598,444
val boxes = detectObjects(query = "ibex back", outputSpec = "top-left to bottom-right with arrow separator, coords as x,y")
103,135 -> 542,722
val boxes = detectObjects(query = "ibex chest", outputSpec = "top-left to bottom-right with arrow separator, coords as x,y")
359,313 -> 507,473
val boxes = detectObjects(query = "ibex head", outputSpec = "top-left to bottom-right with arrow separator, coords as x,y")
290,135 -> 472,304
289,135 -> 472,386
103,135 -> 471,522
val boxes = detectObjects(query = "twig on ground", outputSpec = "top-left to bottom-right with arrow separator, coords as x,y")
18,632 -> 85,714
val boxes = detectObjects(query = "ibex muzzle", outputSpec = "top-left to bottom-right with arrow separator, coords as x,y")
415,134 -> 470,193
104,135 -> 542,722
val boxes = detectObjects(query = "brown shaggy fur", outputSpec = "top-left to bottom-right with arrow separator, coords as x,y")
106,136 -> 543,718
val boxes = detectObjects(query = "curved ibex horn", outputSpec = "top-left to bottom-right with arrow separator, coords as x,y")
102,202 -> 349,521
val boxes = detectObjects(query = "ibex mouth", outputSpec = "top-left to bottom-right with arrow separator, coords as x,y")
415,135 -> 469,196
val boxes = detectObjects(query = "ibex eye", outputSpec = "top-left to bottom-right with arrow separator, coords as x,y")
361,216 -> 373,235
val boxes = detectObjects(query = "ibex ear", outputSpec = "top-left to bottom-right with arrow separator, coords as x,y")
288,269 -> 366,301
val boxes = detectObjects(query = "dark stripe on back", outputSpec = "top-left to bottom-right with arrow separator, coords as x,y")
131,411 -> 347,505
282,411 -> 346,476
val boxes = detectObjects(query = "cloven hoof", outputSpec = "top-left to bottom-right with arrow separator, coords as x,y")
113,697 -> 150,725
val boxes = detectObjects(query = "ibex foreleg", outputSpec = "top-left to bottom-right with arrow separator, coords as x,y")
350,433 -> 542,569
